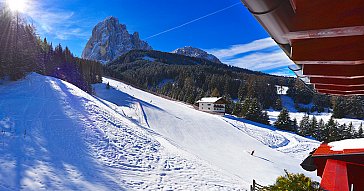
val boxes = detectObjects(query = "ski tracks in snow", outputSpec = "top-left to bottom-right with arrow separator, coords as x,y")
78,91 -> 246,190
222,117 -> 319,160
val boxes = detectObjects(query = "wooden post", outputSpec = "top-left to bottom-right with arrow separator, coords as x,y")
321,159 -> 349,191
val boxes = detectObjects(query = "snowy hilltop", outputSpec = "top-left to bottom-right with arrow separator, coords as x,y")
82,17 -> 152,64
172,46 -> 222,63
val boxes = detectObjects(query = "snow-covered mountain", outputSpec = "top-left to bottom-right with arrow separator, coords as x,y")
82,17 -> 152,64
0,73 -> 320,190
172,46 -> 222,63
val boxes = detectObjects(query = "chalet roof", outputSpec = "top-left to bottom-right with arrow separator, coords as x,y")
328,138 -> 364,152
307,139 -> 364,157
196,97 -> 224,103
241,0 -> 364,95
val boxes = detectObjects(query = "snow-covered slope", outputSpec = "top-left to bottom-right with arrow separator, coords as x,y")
96,78 -> 321,186
0,73 -> 244,190
0,73 -> 323,190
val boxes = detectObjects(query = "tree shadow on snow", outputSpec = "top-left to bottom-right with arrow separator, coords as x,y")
93,83 -> 164,112
0,75 -> 126,190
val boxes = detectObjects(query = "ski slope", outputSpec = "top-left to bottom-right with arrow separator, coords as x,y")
0,73 -> 245,190
96,78 -> 321,185
0,73 -> 324,190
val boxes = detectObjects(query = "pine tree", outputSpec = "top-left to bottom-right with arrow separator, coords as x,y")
211,87 -> 220,97
260,111 -> 270,125
323,117 -> 339,142
231,102 -> 242,116
240,97 -> 269,124
246,98 -> 261,120
241,97 -> 252,117
345,122 -> 355,139
237,82 -> 246,101
310,116 -> 318,137
274,108 -> 294,131
314,119 -> 325,141
299,114 -> 310,136
332,97 -> 346,118
339,124 -> 350,139
292,118 -> 298,133
357,123 -> 363,138
273,98 -> 283,111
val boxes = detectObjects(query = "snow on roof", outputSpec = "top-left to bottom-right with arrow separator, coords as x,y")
328,138 -> 364,151
196,97 -> 223,103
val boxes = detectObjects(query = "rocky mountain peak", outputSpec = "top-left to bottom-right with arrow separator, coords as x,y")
82,16 -> 152,64
172,46 -> 221,64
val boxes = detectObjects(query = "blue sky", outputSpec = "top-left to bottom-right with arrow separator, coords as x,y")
9,0 -> 295,76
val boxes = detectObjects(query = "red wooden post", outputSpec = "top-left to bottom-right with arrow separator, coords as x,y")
321,159 -> 349,191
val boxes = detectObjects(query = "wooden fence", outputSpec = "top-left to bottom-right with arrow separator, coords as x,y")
250,179 -> 267,191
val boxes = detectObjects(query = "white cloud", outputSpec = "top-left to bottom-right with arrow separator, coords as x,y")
206,38 -> 277,59
206,38 -> 296,76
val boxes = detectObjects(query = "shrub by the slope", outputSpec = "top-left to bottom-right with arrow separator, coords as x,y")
264,170 -> 321,191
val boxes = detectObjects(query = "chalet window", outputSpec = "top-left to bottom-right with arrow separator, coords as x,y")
207,104 -> 211,106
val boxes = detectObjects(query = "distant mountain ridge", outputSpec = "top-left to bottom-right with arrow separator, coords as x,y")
82,16 -> 152,63
109,49 -> 224,67
82,17 -> 222,65
172,46 -> 221,64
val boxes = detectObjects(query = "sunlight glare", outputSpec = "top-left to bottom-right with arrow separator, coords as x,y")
6,0 -> 27,12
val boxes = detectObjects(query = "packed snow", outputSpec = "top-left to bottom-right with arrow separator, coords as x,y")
96,78 -> 322,185
142,56 -> 155,62
328,138 -> 364,151
196,97 -> 222,103
0,73 -> 243,190
0,73 -> 327,190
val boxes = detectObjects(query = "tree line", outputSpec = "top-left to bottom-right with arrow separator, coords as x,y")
0,6 -> 102,92
104,50 -> 291,110
274,108 -> 363,142
288,78 -> 364,119
104,49 -> 364,130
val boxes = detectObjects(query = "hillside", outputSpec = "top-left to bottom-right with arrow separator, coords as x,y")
95,77 -> 320,185
0,73 -> 244,190
104,49 -> 293,108
0,73 -> 319,190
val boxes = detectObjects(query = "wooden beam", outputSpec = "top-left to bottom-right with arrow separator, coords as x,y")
283,26 -> 364,40
315,84 -> 364,92
292,36 -> 364,61
320,159 -> 349,191
296,60 -> 364,65
289,0 -> 297,12
310,77 -> 364,86
317,89 -> 364,96
291,0 -> 364,31
302,64 -> 364,77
